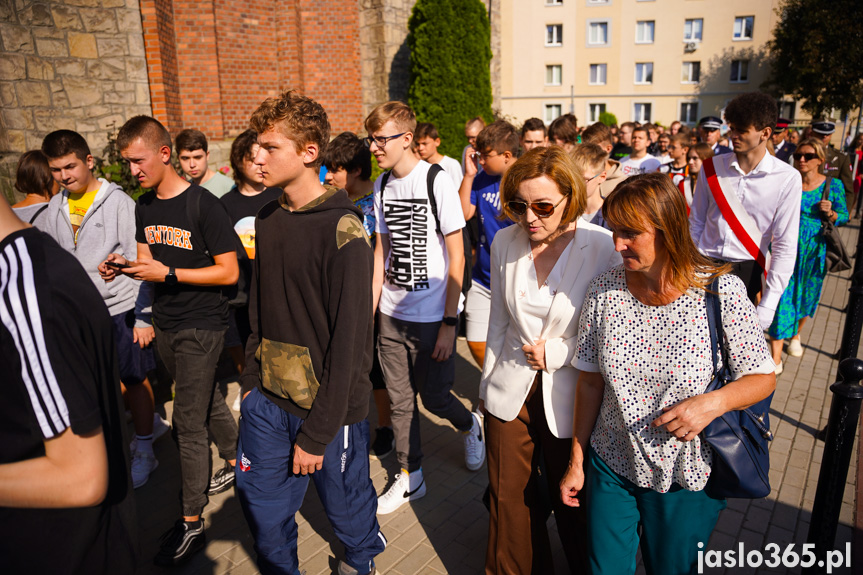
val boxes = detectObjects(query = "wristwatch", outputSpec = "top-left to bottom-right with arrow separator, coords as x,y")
165,267 -> 178,286
442,315 -> 458,326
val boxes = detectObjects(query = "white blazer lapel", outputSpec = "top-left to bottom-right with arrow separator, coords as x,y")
505,231 -> 537,345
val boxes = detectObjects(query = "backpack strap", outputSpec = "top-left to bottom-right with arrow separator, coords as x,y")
184,186 -> 213,261
28,204 -> 49,224
426,163 -> 443,235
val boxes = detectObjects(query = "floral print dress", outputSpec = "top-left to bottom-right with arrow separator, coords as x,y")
768,178 -> 848,340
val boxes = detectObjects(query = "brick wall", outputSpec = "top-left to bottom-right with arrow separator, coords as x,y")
141,0 -> 364,141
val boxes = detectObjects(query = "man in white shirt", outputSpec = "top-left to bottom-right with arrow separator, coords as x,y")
366,102 -> 485,516
619,127 -> 661,175
690,92 -> 802,331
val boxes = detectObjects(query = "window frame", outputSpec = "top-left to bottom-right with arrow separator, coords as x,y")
544,103 -> 563,124
586,19 -> 611,47
546,0 -> 563,5
683,18 -> 703,42
589,63 -> 607,85
678,100 -> 699,125
545,64 -> 563,86
733,16 -> 754,41
635,20 -> 655,44
633,102 -> 653,123
681,61 -> 700,84
546,24 -> 564,47
634,62 -> 654,85
587,102 -> 607,124
730,59 -> 750,83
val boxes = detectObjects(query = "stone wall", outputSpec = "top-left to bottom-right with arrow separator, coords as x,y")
358,0 -> 502,125
0,0 -> 153,201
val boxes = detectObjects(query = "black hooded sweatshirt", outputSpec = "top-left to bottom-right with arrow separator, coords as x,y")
240,186 -> 373,455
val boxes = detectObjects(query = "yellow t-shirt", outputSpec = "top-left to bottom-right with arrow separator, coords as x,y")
68,189 -> 98,231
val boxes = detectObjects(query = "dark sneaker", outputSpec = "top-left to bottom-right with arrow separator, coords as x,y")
370,427 -> 395,460
153,519 -> 206,567
207,461 -> 235,496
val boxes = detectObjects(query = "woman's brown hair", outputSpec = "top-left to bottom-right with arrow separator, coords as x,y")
14,150 -> 54,199
603,173 -> 731,292
500,146 -> 586,225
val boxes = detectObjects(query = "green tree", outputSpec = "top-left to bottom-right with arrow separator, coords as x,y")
765,0 -> 863,117
408,0 -> 493,159
599,112 -> 618,127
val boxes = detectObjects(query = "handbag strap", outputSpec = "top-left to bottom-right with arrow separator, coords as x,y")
704,277 -> 728,382
820,176 -> 834,221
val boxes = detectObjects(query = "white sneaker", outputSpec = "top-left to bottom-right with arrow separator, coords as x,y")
131,451 -> 159,488
377,470 -> 426,515
775,361 -> 784,376
787,338 -> 804,357
463,411 -> 485,471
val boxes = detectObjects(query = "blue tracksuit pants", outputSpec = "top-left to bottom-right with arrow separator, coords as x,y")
236,388 -> 387,575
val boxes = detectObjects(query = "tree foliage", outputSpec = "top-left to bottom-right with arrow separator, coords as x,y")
408,0 -> 493,159
765,0 -> 863,117
599,112 -> 618,127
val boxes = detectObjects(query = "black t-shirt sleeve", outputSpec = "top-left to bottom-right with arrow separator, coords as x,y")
2,233 -> 109,440
200,193 -> 239,257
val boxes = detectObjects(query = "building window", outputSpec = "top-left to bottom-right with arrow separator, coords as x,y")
681,61 -> 700,83
588,103 -> 607,123
586,0 -> 609,4
588,21 -> 609,45
733,16 -> 754,40
635,62 -> 653,84
680,102 -> 698,124
546,24 -> 563,46
684,19 -> 703,42
546,65 -> 562,86
546,0 -> 563,4
730,59 -> 749,82
779,100 -> 796,120
633,103 -> 652,123
589,63 -> 607,85
545,104 -> 563,123
636,21 -> 655,44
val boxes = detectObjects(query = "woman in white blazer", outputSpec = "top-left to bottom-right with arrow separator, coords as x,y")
480,147 -> 621,574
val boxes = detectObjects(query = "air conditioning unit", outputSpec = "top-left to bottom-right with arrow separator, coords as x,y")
684,42 -> 698,53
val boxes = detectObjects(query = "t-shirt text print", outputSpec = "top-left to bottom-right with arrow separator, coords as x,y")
374,161 -> 466,323
143,225 -> 193,250
384,197 -> 433,291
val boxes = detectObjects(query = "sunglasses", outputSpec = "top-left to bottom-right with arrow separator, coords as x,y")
506,197 -> 567,218
792,152 -> 818,162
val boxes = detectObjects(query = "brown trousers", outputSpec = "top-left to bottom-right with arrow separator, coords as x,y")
485,377 -> 589,575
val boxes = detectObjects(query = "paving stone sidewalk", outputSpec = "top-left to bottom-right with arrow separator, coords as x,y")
132,226 -> 861,575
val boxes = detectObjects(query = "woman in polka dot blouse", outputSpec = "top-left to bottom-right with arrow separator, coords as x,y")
559,173 -> 776,575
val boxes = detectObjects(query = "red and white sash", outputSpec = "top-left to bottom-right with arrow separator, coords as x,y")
702,157 -> 770,276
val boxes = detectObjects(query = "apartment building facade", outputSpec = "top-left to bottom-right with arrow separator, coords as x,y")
499,0 -> 787,128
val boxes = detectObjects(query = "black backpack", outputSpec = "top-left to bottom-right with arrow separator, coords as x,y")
185,186 -> 249,308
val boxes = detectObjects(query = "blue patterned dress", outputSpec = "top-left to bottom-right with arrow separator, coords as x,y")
769,178 -> 848,339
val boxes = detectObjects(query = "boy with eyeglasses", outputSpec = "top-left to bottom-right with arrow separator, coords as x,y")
366,101 -> 484,515
457,120 -> 518,368
570,143 -> 611,230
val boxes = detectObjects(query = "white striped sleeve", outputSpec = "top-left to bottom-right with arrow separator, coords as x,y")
0,237 -> 70,439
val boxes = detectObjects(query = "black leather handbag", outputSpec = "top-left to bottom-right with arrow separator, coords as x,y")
701,279 -> 774,499
819,176 -> 852,273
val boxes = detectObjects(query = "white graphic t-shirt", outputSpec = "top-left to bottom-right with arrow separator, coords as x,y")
374,161 -> 466,322
619,154 -> 662,176
437,155 -> 464,188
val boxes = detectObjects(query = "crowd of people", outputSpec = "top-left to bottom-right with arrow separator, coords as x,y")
0,88 -> 857,575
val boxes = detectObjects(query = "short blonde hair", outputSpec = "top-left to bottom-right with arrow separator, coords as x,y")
500,146 -> 586,225
249,90 -> 330,168
795,138 -> 826,174
364,101 -> 417,135
569,143 -> 607,175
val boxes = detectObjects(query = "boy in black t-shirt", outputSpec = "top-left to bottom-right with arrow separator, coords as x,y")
220,128 -> 281,382
100,116 -> 240,567
0,195 -> 137,573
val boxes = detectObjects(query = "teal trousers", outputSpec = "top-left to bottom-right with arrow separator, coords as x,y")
587,448 -> 726,575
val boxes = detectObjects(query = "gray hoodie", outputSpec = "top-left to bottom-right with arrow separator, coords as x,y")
35,178 -> 151,323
